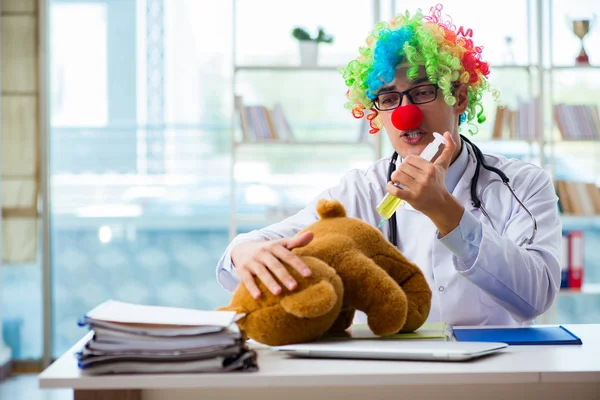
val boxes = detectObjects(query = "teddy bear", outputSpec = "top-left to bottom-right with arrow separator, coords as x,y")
218,199 -> 432,346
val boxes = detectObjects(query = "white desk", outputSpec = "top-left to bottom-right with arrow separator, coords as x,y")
39,324 -> 600,400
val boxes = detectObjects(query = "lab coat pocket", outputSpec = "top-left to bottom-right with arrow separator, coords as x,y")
478,290 -> 500,308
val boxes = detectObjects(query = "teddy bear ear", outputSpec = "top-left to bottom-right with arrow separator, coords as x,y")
316,199 -> 346,219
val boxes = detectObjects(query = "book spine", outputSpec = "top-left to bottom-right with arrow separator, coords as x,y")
560,233 -> 569,289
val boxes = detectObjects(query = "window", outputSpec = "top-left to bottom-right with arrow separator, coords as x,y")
3,0 -> 598,361
48,0 -> 235,356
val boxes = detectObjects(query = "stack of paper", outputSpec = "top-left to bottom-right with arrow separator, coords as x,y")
76,300 -> 258,374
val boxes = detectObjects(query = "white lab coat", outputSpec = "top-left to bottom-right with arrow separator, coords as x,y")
216,142 -> 563,326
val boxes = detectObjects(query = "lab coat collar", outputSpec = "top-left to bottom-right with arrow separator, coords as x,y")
445,139 -> 469,194
452,140 -> 479,212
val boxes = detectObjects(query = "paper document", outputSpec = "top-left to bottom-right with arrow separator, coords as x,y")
79,350 -> 258,375
87,329 -> 240,352
85,299 -> 237,328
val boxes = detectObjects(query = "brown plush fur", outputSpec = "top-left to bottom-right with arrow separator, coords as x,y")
219,199 -> 432,346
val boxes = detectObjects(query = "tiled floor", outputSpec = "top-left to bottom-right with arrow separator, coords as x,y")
0,374 -> 72,400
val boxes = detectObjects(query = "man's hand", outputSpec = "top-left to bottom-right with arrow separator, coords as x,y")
386,131 -> 464,236
230,232 -> 314,299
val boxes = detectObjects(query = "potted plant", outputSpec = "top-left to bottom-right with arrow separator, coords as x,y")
291,27 -> 334,66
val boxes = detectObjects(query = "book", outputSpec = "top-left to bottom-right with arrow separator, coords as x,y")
453,325 -> 582,345
76,300 -> 258,374
325,322 -> 453,341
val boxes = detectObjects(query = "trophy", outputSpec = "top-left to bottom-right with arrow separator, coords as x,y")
571,16 -> 595,65
502,36 -> 515,65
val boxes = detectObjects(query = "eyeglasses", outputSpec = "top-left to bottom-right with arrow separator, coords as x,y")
372,84 -> 440,111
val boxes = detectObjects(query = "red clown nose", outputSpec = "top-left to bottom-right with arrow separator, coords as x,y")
391,104 -> 423,131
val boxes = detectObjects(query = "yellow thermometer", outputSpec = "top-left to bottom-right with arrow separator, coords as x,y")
377,132 -> 446,227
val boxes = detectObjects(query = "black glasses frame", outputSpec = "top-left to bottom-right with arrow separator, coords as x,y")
372,83 -> 440,111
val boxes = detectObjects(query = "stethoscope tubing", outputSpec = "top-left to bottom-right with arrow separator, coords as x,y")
385,135 -> 537,247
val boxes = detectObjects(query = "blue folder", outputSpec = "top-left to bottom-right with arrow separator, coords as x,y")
453,325 -> 582,345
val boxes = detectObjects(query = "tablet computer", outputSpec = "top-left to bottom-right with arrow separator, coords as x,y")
273,340 -> 508,361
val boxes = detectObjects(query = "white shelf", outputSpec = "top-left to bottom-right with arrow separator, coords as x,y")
234,65 -> 341,72
232,140 -> 375,148
560,215 -> 600,229
550,141 -> 600,149
548,65 -> 600,70
235,64 -> 536,72
558,283 -> 600,296
234,214 -> 295,224
477,138 -> 542,144
232,64 -> 600,73
490,64 -> 535,70
553,139 -> 600,143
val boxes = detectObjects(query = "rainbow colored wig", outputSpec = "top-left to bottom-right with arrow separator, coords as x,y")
340,4 -> 499,135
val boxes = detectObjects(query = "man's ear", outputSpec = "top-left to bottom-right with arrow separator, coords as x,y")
454,83 -> 469,116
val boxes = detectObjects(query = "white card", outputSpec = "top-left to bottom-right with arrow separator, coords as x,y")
86,300 -> 237,327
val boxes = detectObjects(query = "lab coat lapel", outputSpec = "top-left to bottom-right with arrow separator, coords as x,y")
452,142 -> 479,213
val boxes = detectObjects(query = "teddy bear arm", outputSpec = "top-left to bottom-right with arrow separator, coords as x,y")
280,280 -> 340,318
372,254 -> 432,332
334,250 -> 408,336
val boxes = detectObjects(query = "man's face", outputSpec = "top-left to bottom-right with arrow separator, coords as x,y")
376,66 -> 467,161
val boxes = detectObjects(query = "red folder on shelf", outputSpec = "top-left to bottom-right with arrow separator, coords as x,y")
567,231 -> 584,289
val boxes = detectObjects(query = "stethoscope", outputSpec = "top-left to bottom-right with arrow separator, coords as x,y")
383,106 -> 538,249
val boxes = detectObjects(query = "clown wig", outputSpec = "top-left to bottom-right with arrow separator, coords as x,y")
340,4 -> 499,135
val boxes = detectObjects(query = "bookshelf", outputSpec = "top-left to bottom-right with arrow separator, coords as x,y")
544,2 -> 600,307
228,1 -> 600,278
543,1 -> 600,314
483,2 -> 600,228
228,0 -> 383,240
226,1 -> 600,326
